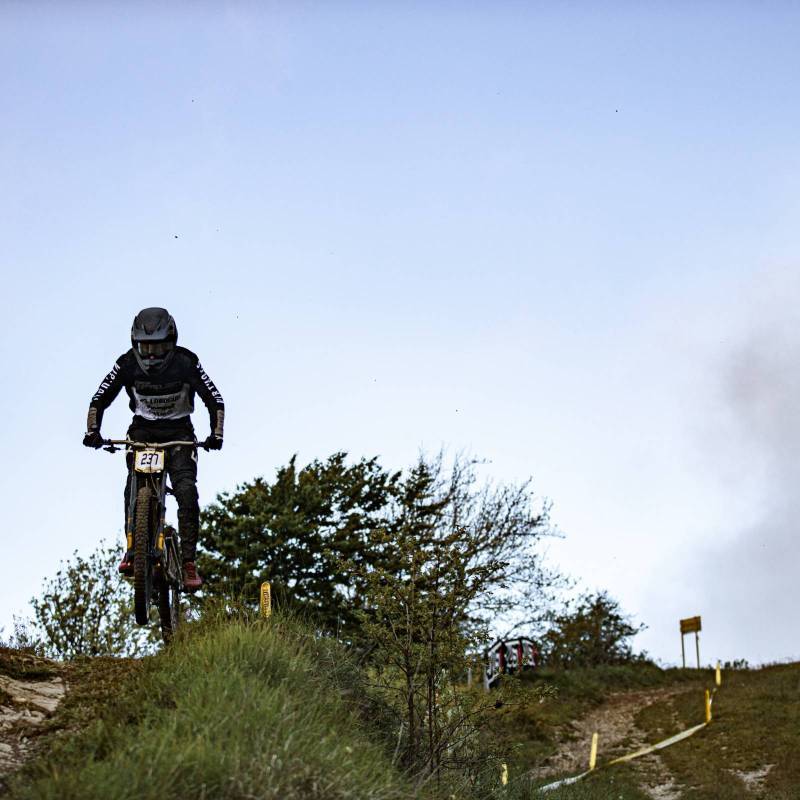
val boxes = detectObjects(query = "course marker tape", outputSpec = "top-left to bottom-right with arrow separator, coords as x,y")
607,721 -> 707,765
538,769 -> 591,793
536,680 -> 720,793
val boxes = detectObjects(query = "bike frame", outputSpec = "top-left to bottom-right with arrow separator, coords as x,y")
105,439 -> 202,559
103,438 -> 206,637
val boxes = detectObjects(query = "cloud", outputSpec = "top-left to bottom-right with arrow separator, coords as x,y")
694,273 -> 800,664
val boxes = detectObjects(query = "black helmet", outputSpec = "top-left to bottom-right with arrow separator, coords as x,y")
131,307 -> 178,373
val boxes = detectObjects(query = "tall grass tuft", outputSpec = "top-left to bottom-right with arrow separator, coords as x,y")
10,610 -> 417,800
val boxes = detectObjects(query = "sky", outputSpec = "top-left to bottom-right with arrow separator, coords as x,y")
1,2 -> 799,666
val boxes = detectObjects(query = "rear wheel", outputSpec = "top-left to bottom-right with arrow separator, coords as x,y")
133,484 -> 155,625
158,585 -> 181,642
158,536 -> 182,643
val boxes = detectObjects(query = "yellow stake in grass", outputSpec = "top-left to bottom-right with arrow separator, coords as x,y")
500,762 -> 508,786
704,689 -> 712,724
260,581 -> 272,618
715,660 -> 722,687
589,732 -> 599,770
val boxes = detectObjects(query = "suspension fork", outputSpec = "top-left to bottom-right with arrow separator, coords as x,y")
155,467 -> 168,552
125,455 -> 138,553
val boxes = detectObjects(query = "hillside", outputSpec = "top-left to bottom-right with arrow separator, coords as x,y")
3,621 -> 796,800
492,661 -> 800,799
2,615 -> 417,800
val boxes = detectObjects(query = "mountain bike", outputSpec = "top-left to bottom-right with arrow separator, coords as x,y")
102,438 -> 206,643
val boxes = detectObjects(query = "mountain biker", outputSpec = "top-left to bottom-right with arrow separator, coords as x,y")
82,307 -> 224,591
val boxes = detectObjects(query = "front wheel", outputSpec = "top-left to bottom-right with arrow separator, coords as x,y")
133,484 -> 155,625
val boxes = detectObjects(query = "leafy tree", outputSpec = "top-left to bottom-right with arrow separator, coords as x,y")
30,541 -> 155,659
198,452 -> 400,632
539,590 -> 646,668
349,453 -> 555,787
199,449 -> 566,786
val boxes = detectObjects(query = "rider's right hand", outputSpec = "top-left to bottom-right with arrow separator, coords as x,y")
83,430 -> 104,449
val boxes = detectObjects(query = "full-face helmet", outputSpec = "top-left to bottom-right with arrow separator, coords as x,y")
131,307 -> 178,373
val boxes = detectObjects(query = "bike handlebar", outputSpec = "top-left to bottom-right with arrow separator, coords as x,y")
102,439 -> 208,453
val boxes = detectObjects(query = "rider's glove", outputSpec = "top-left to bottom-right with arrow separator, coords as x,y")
203,434 -> 223,451
83,430 -> 104,449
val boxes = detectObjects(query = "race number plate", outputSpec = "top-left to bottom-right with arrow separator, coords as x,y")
134,448 -> 165,473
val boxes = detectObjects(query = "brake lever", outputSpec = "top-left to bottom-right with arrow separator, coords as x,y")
103,444 -> 120,453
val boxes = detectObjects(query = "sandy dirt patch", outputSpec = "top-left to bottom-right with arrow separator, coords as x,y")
530,686 -> 687,799
728,764 -> 775,796
0,671 -> 65,787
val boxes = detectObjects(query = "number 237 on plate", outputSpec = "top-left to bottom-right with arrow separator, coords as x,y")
134,448 -> 165,473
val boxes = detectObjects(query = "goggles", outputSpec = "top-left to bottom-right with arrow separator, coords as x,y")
138,340 -> 174,357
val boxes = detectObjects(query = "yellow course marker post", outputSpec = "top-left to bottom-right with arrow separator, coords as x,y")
501,762 -> 508,787
589,732 -> 598,770
704,689 -> 712,723
260,581 -> 272,618
715,661 -> 722,687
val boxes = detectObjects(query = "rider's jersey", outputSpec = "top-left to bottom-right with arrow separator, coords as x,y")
87,347 -> 224,438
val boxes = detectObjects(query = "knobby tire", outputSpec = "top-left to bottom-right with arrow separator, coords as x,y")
133,484 -> 154,625
158,536 -> 181,643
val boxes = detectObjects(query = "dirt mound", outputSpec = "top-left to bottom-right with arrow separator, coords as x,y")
0,649 -> 65,791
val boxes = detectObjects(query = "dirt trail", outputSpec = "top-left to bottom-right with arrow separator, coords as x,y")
0,652 -> 65,791
530,686 -> 687,800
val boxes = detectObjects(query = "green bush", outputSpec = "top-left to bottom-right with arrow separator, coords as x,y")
28,540 -> 155,659
540,592 -> 646,669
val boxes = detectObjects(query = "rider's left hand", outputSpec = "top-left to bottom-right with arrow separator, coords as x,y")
203,435 -> 223,451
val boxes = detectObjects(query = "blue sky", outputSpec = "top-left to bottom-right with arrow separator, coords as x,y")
2,2 -> 799,664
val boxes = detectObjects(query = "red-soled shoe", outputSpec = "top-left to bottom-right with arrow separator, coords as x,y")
182,561 -> 203,592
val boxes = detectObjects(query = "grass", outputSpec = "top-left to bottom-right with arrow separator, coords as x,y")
7,623 -> 796,800
0,648 -> 59,682
635,662 -> 800,800
8,612 -> 418,800
503,660 -> 800,800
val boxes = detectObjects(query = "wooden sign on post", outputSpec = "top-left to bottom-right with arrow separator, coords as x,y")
679,615 -> 702,668
680,616 -> 702,634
